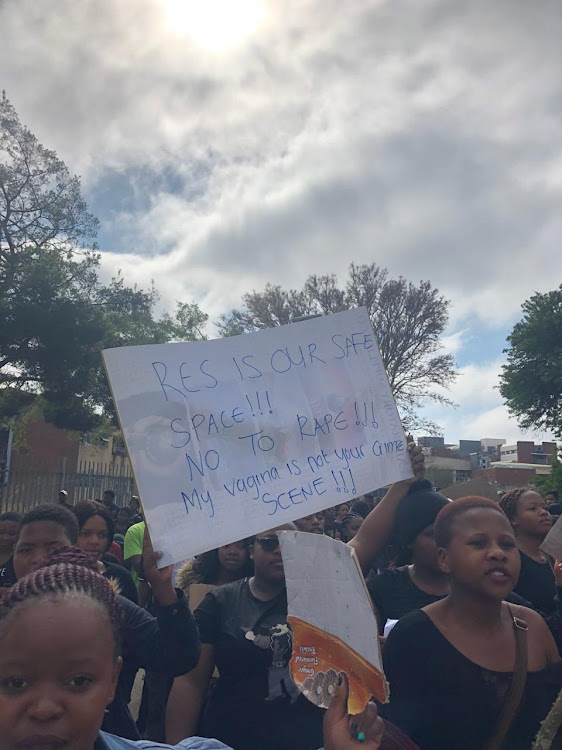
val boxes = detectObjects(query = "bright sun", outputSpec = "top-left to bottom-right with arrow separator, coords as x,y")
160,0 -> 265,51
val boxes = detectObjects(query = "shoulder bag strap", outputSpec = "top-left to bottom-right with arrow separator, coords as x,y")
484,606 -> 528,750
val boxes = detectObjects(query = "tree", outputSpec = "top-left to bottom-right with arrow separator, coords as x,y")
532,456 -> 562,499
218,262 -> 456,431
500,285 -> 562,439
1,93 -> 207,432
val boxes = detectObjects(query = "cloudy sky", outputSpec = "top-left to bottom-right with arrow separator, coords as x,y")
1,0 -> 560,443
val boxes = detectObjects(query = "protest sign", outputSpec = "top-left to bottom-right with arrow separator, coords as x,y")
279,530 -> 387,709
102,307 -> 412,566
540,515 -> 562,560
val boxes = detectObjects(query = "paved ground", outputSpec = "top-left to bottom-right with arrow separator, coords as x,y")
130,669 -> 144,721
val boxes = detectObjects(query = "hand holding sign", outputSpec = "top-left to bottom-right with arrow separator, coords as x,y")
323,675 -> 384,750
142,525 -> 177,607
279,530 -> 388,711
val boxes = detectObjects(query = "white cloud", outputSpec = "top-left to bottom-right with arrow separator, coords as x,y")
420,359 -> 557,444
1,0 -> 561,433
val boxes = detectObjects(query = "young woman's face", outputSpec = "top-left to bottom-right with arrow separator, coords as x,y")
0,598 -> 121,750
342,517 -> 363,542
513,491 -> 552,539
77,516 -> 110,560
116,511 -> 130,529
336,504 -> 350,520
411,524 -> 440,572
0,521 -> 19,556
251,525 -> 293,583
438,508 -> 520,600
218,541 -> 248,573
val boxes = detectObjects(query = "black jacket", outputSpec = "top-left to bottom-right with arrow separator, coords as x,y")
103,589 -> 200,739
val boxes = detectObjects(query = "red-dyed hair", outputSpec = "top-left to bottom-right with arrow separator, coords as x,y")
434,496 -> 509,548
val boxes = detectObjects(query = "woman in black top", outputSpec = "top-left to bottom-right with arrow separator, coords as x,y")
500,487 -> 561,613
383,496 -> 561,750
176,540 -> 254,604
73,501 -> 139,604
367,482 -> 449,630
166,523 -> 324,750
166,442 -> 426,749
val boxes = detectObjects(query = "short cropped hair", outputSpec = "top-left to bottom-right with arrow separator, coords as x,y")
434,496 -> 508,549
0,512 -> 22,524
19,504 -> 79,545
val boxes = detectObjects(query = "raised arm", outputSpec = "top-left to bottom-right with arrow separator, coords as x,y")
348,442 -> 424,574
119,529 -> 201,676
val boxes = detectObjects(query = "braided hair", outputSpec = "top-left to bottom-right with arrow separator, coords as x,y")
340,513 -> 363,542
0,547 -> 123,653
499,487 -> 533,523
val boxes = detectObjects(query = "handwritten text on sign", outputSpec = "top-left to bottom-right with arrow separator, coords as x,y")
102,308 -> 412,565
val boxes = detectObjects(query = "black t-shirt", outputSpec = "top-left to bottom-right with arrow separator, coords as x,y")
383,609 -> 562,750
367,567 -> 443,625
195,578 -> 323,750
367,566 -> 551,630
513,551 -> 557,614
0,557 -> 16,589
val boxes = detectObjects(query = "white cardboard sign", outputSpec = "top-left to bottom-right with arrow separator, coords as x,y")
279,530 -> 387,708
102,307 -> 412,566
540,514 -> 562,560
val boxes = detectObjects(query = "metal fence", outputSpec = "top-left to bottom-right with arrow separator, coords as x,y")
0,461 -> 135,514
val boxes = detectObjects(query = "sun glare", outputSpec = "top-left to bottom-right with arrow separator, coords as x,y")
161,0 -> 265,51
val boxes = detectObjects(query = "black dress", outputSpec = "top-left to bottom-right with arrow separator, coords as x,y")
514,551 -> 557,614
367,567 -> 444,625
383,609 -> 562,750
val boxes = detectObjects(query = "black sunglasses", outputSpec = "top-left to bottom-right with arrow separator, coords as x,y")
255,536 -> 280,552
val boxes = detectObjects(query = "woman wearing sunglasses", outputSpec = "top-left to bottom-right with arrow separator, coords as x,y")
167,444 -> 425,750
166,523 -> 327,750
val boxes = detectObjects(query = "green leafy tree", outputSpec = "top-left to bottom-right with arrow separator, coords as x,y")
532,456 -> 562,499
218,263 -> 456,431
1,93 -> 207,432
500,285 -> 562,439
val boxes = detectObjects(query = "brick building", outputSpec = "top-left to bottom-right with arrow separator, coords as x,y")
500,441 -> 556,465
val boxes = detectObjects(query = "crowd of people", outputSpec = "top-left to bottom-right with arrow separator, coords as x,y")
1,443 -> 561,750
